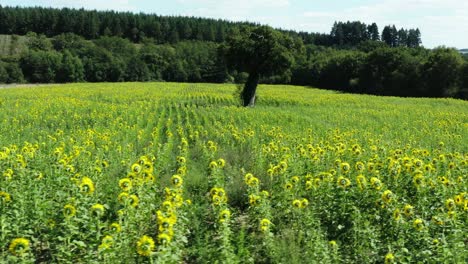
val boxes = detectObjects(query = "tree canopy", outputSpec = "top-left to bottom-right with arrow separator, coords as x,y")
223,26 -> 298,106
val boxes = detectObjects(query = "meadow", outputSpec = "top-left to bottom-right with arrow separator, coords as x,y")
0,82 -> 467,263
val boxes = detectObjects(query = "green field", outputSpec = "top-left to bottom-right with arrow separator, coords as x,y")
0,83 -> 467,263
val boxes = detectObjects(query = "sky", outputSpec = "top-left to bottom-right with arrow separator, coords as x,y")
2,0 -> 467,49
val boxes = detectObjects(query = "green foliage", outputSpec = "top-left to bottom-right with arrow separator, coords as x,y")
19,50 -> 62,83
26,32 -> 53,51
56,50 -> 84,83
422,47 -> 465,97
223,26 -> 295,76
223,26 -> 299,106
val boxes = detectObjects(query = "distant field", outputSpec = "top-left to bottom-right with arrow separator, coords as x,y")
0,83 -> 467,263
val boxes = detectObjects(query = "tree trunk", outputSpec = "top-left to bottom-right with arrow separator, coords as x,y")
242,71 -> 259,107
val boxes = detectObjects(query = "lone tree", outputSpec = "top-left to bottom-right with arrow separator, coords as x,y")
222,26 -> 296,106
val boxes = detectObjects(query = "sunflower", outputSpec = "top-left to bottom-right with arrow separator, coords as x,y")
99,235 -> 114,250
356,175 -> 367,190
370,177 -> 382,190
219,209 -> 231,223
355,162 -> 365,172
438,176 -> 450,186
79,177 -> 95,195
454,194 -> 464,205
217,158 -> 226,168
158,218 -> 174,232
131,163 -> 142,174
305,180 -> 313,190
284,182 -> 293,191
118,192 -> 129,205
9,238 -> 30,256
109,222 -> 122,233
209,161 -> 218,170
129,194 -> 139,208
63,204 -> 76,218
249,194 -> 260,206
432,216 -> 443,225
291,176 -> 300,184
337,176 -> 351,188
314,178 -> 321,188
423,164 -> 433,173
445,198 -> 455,211
244,173 -> 254,183
177,156 -> 186,164
329,240 -> 337,249
91,203 -> 105,217
300,198 -> 309,208
136,235 -> 155,256
259,218 -> 271,232
158,233 -> 172,245
340,162 -> 351,173
393,209 -> 401,221
0,191 -> 11,203
413,218 -> 424,231
118,178 -> 132,192
247,177 -> 259,187
381,190 -> 394,204
171,175 -> 183,188
177,166 -> 186,176
161,200 -> 174,212
292,199 -> 302,208
212,194 -> 222,206
403,204 -> 414,217
384,253 -> 395,264
413,173 -> 424,188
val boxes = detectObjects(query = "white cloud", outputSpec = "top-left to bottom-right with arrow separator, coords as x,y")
176,0 -> 290,21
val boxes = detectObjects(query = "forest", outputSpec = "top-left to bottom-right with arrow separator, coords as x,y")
0,5 -> 467,99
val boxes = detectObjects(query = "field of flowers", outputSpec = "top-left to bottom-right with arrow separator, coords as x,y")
0,82 -> 467,263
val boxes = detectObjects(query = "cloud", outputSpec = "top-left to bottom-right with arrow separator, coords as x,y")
176,0 -> 290,21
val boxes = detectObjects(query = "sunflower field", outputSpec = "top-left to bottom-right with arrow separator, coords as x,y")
0,83 -> 467,263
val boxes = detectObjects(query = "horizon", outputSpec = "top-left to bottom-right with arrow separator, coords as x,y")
1,0 -> 468,49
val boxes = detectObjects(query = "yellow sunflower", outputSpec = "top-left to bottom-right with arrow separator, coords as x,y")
381,190 -> 394,204
79,176 -> 95,195
136,235 -> 155,256
403,204 -> 414,217
259,218 -> 271,232
413,218 -> 424,231
109,222 -> 122,233
63,204 -> 77,218
337,176 -> 351,188
0,191 -> 12,203
219,209 -> 231,223
91,203 -> 105,217
171,175 -> 183,188
9,238 -> 30,256
118,178 -> 132,192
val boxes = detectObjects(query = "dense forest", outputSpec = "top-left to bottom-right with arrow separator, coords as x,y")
0,5 -> 467,99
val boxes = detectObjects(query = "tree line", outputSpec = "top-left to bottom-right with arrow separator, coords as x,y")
0,6 -> 421,48
0,5 -> 466,99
